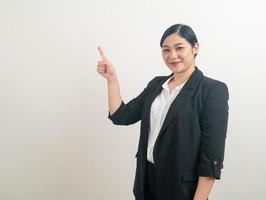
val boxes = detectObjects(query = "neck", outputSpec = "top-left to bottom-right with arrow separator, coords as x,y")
172,65 -> 196,85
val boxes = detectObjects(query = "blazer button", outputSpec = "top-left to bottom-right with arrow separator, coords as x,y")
213,160 -> 218,165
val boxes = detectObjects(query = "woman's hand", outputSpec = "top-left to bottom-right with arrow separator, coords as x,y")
193,176 -> 215,200
96,46 -> 117,81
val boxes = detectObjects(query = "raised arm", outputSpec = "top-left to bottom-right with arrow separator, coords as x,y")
96,46 -> 122,115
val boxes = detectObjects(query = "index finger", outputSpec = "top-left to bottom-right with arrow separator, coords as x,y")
97,46 -> 107,60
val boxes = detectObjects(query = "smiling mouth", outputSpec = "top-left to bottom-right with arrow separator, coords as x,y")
170,61 -> 181,65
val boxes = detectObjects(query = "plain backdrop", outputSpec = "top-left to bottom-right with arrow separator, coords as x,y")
0,0 -> 265,199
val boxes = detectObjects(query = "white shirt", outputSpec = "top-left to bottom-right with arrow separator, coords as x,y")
147,75 -> 188,163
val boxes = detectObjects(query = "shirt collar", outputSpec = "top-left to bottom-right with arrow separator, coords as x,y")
162,75 -> 188,94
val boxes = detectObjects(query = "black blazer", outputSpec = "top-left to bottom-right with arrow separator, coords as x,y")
108,67 -> 229,200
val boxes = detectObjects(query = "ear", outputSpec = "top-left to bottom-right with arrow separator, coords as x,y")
193,42 -> 199,56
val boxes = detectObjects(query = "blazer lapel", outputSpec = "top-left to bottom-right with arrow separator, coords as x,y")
157,67 -> 203,139
141,74 -> 171,144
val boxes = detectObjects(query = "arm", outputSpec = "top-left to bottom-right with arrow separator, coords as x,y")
107,77 -> 156,125
97,46 -> 156,125
96,46 -> 122,115
196,82 -> 229,198
107,76 -> 122,115
193,177 -> 215,200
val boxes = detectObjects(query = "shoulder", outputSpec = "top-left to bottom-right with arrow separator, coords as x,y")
202,75 -> 227,89
200,75 -> 229,101
147,75 -> 169,86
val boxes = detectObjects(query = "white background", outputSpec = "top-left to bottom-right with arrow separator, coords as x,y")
0,0 -> 265,199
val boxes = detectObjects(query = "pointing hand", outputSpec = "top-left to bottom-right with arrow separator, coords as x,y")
96,47 -> 117,80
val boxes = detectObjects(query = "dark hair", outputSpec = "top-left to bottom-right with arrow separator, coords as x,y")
160,24 -> 198,57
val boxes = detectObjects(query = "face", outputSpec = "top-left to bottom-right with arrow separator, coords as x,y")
161,33 -> 199,74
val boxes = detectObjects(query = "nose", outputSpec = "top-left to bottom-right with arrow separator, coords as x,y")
169,49 -> 178,59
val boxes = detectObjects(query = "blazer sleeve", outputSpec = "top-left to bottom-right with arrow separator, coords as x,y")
197,82 -> 229,179
108,77 -> 157,125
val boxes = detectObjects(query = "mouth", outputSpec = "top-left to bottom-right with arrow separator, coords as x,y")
169,61 -> 182,65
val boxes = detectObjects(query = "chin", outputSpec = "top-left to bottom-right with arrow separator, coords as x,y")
169,65 -> 186,74
170,63 -> 193,74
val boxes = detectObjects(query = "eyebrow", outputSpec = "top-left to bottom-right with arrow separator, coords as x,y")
162,43 -> 184,48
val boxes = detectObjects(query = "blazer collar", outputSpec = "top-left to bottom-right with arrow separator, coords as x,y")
163,66 -> 203,91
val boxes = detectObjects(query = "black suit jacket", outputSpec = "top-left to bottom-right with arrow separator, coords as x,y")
108,67 -> 229,200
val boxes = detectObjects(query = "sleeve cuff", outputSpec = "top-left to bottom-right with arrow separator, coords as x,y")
197,160 -> 223,180
108,101 -> 126,123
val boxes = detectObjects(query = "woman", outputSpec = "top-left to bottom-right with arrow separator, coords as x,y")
96,24 -> 229,200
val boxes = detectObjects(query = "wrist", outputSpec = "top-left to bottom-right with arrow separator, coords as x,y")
107,75 -> 118,82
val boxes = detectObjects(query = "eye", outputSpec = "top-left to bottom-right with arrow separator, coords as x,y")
176,47 -> 184,51
162,49 -> 169,53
